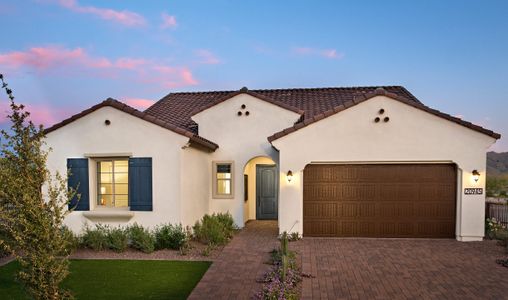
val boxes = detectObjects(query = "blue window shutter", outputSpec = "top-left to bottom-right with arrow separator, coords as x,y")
67,158 -> 90,211
129,158 -> 153,211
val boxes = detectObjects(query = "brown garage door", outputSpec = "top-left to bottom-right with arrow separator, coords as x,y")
303,164 -> 456,238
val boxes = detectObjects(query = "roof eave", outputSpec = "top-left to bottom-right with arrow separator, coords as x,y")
267,88 -> 501,142
44,98 -> 220,152
189,87 -> 305,117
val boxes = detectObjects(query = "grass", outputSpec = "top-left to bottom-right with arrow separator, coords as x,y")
0,259 -> 211,300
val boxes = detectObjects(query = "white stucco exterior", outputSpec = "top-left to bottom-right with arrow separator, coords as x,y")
271,95 -> 497,241
191,93 -> 301,226
46,106 -> 196,232
44,92 -> 498,241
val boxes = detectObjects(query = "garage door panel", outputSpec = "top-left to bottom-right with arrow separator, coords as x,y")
417,222 -> 455,237
379,203 -> 414,218
304,220 -> 337,236
337,203 -> 377,217
304,202 -> 337,217
303,164 -> 456,238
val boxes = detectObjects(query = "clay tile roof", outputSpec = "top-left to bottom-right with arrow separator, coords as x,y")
145,86 -> 421,134
267,88 -> 501,142
44,98 -> 218,152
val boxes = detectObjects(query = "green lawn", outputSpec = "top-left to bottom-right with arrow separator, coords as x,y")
0,259 -> 211,300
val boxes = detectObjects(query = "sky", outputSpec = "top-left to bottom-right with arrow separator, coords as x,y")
0,0 -> 507,151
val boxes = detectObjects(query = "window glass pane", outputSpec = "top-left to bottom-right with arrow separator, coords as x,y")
99,161 -> 113,173
99,194 -> 113,206
99,183 -> 113,195
115,183 -> 129,195
100,173 -> 113,184
114,173 -> 128,184
217,164 -> 231,173
217,179 -> 231,195
114,160 -> 129,173
115,195 -> 128,207
217,173 -> 231,179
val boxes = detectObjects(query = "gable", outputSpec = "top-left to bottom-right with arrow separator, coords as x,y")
271,95 -> 498,158
44,98 -> 218,152
268,88 -> 500,142
191,88 -> 304,117
191,93 -> 302,147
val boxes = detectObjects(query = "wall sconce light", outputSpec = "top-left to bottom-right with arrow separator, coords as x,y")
287,170 -> 293,183
472,170 -> 480,182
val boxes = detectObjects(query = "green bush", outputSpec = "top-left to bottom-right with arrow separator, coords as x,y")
81,224 -> 109,251
127,223 -> 155,253
154,224 -> 188,250
193,212 -> 236,246
107,227 -> 129,252
0,229 -> 12,258
215,212 -> 236,237
61,226 -> 79,255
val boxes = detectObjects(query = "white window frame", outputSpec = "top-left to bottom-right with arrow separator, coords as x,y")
212,161 -> 234,199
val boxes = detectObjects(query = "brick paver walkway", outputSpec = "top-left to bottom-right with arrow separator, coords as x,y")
293,238 -> 508,300
189,220 -> 279,300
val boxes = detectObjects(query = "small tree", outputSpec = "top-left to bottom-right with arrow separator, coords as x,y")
0,74 -> 76,299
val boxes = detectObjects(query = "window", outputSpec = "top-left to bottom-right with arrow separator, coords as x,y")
213,161 -> 234,198
97,159 -> 129,208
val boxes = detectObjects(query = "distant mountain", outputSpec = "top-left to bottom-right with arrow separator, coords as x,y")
487,152 -> 508,177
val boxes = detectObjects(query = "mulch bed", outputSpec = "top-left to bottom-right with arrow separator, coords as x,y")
71,240 -> 224,261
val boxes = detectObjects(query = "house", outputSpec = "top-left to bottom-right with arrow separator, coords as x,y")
44,86 -> 500,241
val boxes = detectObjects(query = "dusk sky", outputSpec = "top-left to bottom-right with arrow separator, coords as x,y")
0,0 -> 507,151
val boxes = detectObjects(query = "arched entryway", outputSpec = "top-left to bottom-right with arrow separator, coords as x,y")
243,156 -> 278,223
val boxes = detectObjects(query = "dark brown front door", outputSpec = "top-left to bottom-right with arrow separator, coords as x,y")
303,164 -> 456,238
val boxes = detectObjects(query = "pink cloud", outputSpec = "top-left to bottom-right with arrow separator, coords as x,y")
293,47 -> 344,59
0,100 -> 73,127
123,98 -> 156,110
194,49 -> 221,65
115,58 -> 148,70
180,68 -> 198,85
148,66 -> 198,87
0,46 -> 114,72
0,46 -> 199,89
160,12 -> 177,29
57,0 -> 146,27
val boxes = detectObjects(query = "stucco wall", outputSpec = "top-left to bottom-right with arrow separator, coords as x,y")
272,96 -> 497,241
192,93 -> 301,226
180,147 -> 210,227
45,106 -> 191,233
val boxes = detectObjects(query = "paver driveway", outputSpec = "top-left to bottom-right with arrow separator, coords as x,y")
292,238 -> 508,300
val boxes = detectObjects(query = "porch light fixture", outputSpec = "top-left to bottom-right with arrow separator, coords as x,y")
286,170 -> 293,183
472,170 -> 480,182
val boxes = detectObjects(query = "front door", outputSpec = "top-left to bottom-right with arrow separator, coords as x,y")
256,164 -> 278,220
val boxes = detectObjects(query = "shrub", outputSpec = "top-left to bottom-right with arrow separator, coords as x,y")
288,232 -> 301,241
154,223 -> 188,250
0,229 -> 11,258
127,223 -> 155,253
61,226 -> 79,255
485,217 -> 507,239
81,224 -> 109,251
107,227 -> 129,252
215,212 -> 236,237
193,213 -> 235,246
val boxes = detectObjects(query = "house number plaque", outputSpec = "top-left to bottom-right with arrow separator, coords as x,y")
464,188 -> 483,195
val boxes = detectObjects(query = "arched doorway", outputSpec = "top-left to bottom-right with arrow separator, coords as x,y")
243,156 -> 278,223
